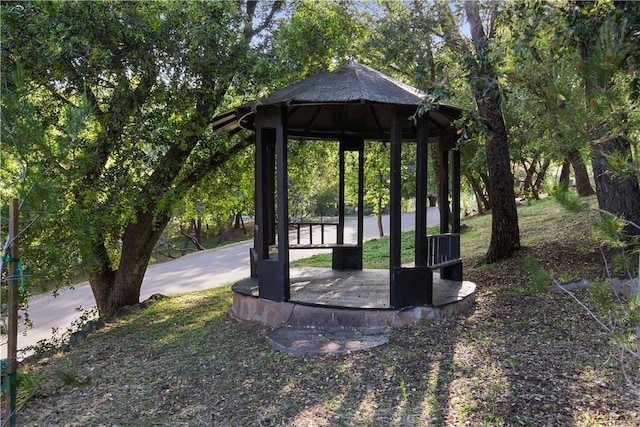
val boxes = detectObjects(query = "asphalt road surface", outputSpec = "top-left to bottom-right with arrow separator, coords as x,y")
3,210 -> 439,358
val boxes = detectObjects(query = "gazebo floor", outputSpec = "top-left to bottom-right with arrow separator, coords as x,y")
230,267 -> 476,328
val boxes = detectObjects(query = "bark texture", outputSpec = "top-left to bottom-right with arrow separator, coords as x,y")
464,2 -> 521,262
559,159 -> 571,188
465,172 -> 490,214
591,136 -> 640,237
90,209 -> 169,316
568,149 -> 595,197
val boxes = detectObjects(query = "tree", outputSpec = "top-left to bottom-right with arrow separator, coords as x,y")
270,0 -> 366,84
502,30 -> 594,196
1,1 -> 283,316
566,1 -> 640,236
435,1 -> 521,262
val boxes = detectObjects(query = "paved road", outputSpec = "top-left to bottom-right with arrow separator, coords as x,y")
4,210 -> 439,358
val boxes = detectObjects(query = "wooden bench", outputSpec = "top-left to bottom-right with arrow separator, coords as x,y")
428,257 -> 462,269
289,243 -> 359,250
425,233 -> 462,281
282,222 -> 362,269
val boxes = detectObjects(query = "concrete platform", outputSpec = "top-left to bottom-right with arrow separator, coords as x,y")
230,267 -> 476,329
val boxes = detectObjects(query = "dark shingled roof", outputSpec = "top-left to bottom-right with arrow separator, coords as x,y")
260,61 -> 425,106
213,61 -> 463,140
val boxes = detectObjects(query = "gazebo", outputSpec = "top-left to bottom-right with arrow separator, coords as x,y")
213,61 -> 475,327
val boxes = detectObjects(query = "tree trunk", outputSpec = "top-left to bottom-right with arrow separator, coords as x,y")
465,172 -> 490,214
180,222 -> 205,252
483,102 -> 522,262
195,217 -> 203,243
559,158 -> 571,187
463,1 -> 520,263
533,157 -> 551,199
591,136 -> 640,237
521,156 -> 537,199
89,209 -> 169,317
568,149 -> 594,196
377,197 -> 384,237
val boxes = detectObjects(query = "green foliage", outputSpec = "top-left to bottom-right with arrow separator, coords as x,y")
1,1 -> 285,314
522,255 -> 553,295
20,306 -> 98,357
596,215 -> 626,245
360,142 -> 390,217
287,140 -> 340,219
0,366 -> 42,412
54,369 -> 92,388
271,0 -> 365,83
604,150 -> 639,182
548,184 -> 589,213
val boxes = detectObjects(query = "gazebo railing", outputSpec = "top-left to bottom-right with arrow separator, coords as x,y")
274,221 -> 358,249
290,222 -> 338,246
426,233 -> 461,268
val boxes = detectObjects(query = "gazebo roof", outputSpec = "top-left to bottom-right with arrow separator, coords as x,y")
213,61 -> 463,140
260,60 -> 426,106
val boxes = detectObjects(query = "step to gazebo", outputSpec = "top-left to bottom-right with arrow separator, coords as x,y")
269,326 -> 389,356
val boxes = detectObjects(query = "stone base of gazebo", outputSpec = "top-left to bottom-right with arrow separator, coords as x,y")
230,267 -> 476,328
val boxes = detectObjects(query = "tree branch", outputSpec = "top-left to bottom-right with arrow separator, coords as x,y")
175,135 -> 253,194
245,1 -> 283,40
464,1 -> 488,56
434,1 -> 470,58
42,82 -> 78,109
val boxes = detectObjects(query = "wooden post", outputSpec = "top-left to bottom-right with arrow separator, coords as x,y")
338,140 -> 346,244
415,116 -> 429,267
4,198 -> 19,426
389,107 -> 403,270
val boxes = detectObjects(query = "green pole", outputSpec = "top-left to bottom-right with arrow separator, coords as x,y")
3,199 -> 19,427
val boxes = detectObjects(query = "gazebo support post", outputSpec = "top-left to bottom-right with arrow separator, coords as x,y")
439,130 -> 463,281
439,149 -> 450,233
255,105 -> 290,301
415,116 -> 433,304
415,116 -> 429,268
357,142 -> 364,248
250,128 -> 275,278
390,108 -> 430,308
443,144 -> 463,281
333,138 -> 364,270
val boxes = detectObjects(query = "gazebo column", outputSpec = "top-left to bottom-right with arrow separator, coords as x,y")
333,138 -> 364,270
414,116 -> 433,304
439,149 -> 450,233
255,105 -> 290,301
442,142 -> 463,281
250,128 -> 275,278
390,108 -> 430,308
357,140 -> 364,248
451,147 -> 461,234
439,130 -> 463,282
415,116 -> 429,267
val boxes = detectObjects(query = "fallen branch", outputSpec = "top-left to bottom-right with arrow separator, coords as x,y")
179,228 -> 205,251
553,279 -> 638,360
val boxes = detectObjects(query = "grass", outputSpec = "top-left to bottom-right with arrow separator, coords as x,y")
15,195 -> 640,426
